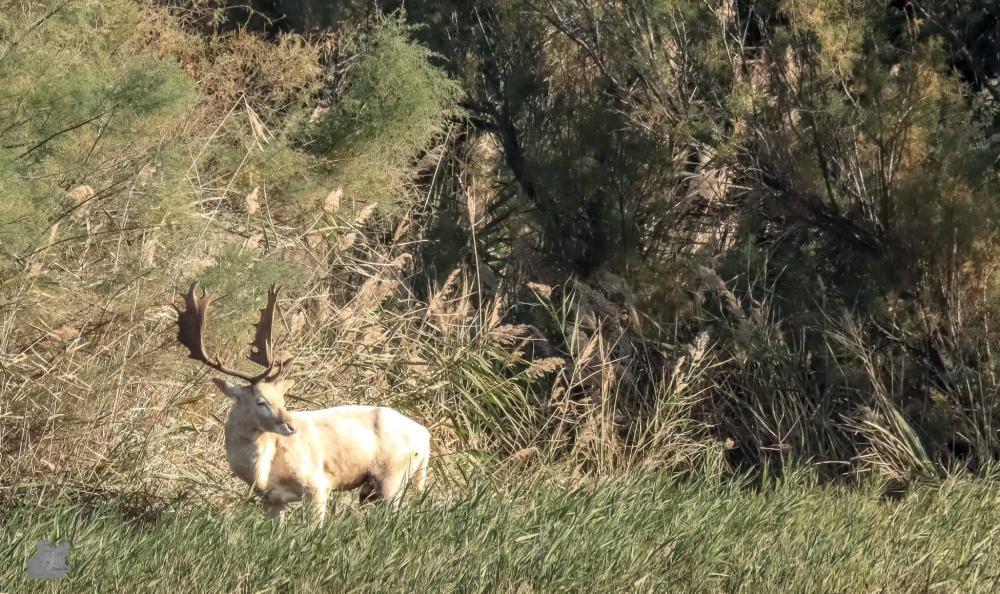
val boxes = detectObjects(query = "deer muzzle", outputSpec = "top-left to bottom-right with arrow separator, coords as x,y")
277,420 -> 295,436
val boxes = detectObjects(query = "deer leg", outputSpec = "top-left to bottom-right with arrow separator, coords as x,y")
262,498 -> 286,524
358,478 -> 381,506
377,469 -> 411,509
309,486 -> 330,524
412,456 -> 429,494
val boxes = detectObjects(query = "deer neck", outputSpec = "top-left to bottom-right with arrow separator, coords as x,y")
224,406 -> 276,492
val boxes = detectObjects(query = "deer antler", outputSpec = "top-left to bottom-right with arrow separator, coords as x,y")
247,284 -> 294,381
248,285 -> 278,370
176,283 -> 289,383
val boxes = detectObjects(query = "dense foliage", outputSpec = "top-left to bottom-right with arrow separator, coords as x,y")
2,0 -> 1000,499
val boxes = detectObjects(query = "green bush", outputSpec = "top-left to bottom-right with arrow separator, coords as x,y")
307,15 -> 463,212
0,0 -> 193,270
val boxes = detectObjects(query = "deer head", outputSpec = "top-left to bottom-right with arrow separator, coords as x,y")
175,283 -> 297,436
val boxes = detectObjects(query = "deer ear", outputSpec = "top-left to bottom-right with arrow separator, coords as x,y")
211,378 -> 247,399
273,379 -> 295,395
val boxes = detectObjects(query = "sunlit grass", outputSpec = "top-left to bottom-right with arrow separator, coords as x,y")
3,474 -> 999,593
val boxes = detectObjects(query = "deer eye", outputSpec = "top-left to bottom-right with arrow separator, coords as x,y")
256,399 -> 268,408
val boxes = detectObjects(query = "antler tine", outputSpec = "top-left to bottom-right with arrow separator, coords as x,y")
263,353 -> 295,382
175,283 -> 256,382
248,284 -> 281,380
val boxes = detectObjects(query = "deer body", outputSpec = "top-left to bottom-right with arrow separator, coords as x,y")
174,283 -> 430,524
217,378 -> 430,521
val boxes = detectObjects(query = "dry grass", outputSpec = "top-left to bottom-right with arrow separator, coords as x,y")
0,198 -> 723,502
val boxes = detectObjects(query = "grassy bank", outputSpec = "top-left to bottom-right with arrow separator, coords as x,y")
3,474 -> 999,593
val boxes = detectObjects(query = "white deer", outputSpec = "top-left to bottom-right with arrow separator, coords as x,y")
175,284 -> 430,523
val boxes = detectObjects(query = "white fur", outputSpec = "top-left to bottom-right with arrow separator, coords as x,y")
213,379 -> 430,523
